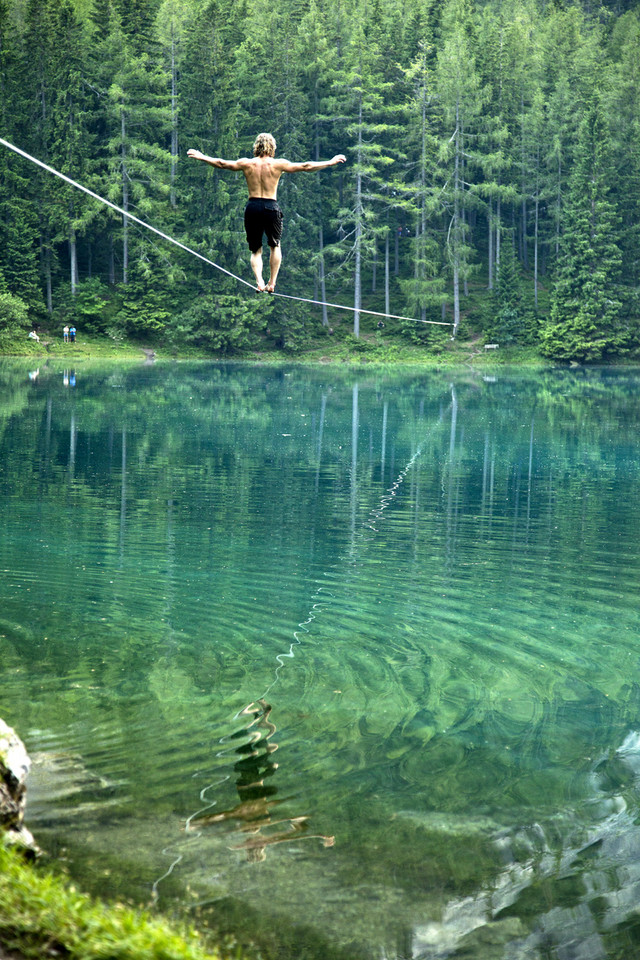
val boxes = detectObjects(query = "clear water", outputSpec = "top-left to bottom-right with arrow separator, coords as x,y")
2,360 -> 640,960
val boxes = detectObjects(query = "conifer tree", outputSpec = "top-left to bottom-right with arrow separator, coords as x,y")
543,99 -> 623,361
179,0 -> 250,288
492,229 -> 526,343
20,0 -> 61,313
605,11 -> 640,291
156,0 -> 192,208
48,0 -> 99,297
327,11 -> 398,336
0,0 -> 637,357
539,7 -> 600,267
436,0 -> 485,337
399,41 -> 447,331
99,3 -> 172,290
295,0 -> 341,326
0,0 -> 42,312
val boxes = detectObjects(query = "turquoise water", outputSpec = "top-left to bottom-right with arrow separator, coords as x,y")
2,360 -> 640,959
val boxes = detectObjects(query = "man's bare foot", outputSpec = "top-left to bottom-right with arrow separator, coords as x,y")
266,280 -> 276,293
256,280 -> 266,292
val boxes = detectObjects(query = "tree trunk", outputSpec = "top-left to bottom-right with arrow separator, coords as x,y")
452,239 -> 460,338
555,155 -> 561,258
318,224 -> 328,327
350,383 -> 359,550
121,105 -> 129,284
170,28 -> 178,208
521,96 -> 528,269
384,227 -> 390,317
488,199 -> 493,290
534,190 -> 539,309
451,100 -> 461,339
461,119 -> 468,298
353,101 -> 363,338
69,228 -> 78,296
40,221 -> 53,314
354,168 -> 362,338
496,195 -> 501,272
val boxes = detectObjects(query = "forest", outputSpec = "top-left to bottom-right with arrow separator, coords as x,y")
0,0 -> 638,360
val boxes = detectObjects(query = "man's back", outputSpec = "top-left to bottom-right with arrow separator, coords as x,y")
187,136 -> 345,291
239,156 -> 287,200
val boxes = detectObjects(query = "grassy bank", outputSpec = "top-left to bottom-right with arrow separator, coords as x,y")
0,845 -> 239,960
4,327 -> 549,367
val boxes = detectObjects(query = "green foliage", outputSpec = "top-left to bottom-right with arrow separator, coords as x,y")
53,279 -> 117,333
543,99 -> 624,362
173,293 -> 268,355
0,845 -> 228,960
488,233 -> 529,344
0,0 -> 638,360
0,291 -> 29,338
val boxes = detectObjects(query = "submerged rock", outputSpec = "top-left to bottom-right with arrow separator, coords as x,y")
0,718 -> 39,857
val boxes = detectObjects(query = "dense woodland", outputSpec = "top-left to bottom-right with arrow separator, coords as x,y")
0,0 -> 639,359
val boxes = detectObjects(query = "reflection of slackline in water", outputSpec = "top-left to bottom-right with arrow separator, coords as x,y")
152,399 -> 450,895
188,132 -> 346,294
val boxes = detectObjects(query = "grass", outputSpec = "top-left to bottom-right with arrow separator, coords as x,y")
5,333 -> 150,362
1,326 -> 552,368
0,845 -> 238,960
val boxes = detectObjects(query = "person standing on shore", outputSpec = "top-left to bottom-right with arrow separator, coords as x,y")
187,133 -> 346,293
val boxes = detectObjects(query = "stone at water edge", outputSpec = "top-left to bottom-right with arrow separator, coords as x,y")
0,718 -> 39,856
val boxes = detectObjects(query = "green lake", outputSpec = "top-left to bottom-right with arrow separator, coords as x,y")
2,359 -> 640,960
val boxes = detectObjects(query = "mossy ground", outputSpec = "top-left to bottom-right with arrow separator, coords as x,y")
0,845 -> 240,960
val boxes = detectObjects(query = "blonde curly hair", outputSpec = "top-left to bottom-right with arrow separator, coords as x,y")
253,133 -> 276,158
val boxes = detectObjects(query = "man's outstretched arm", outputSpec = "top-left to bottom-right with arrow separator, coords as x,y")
278,155 -> 346,173
187,149 -> 245,171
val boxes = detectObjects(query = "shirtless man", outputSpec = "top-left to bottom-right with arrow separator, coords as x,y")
187,133 -> 346,292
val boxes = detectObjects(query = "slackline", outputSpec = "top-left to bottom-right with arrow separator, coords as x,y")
0,136 -> 451,327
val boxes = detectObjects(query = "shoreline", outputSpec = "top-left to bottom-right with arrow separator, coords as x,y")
1,332 -> 555,368
0,719 -> 236,960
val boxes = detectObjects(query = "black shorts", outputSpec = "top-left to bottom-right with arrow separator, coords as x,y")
244,198 -> 283,253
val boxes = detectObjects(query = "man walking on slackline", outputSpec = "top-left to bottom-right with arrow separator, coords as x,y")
187,133 -> 346,293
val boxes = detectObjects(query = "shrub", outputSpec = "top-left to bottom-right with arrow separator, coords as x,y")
0,292 -> 29,336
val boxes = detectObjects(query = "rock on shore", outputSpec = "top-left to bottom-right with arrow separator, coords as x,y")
0,719 -> 38,856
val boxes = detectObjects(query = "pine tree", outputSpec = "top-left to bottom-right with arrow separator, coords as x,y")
48,0 -> 99,298
539,6 -> 600,269
20,0 -> 62,313
436,0 -> 486,338
605,12 -> 640,291
295,0 -> 341,326
398,41 -> 447,332
326,9 -> 399,336
156,0 -> 192,208
492,229 -> 525,344
179,0 -> 250,291
543,99 -> 623,361
0,0 -> 42,312
97,3 -> 172,290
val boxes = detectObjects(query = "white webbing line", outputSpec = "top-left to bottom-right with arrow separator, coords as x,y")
0,136 -> 451,327
0,136 -> 255,290
268,288 -> 448,324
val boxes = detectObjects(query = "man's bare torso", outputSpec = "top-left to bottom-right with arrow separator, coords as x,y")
239,157 -> 286,200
